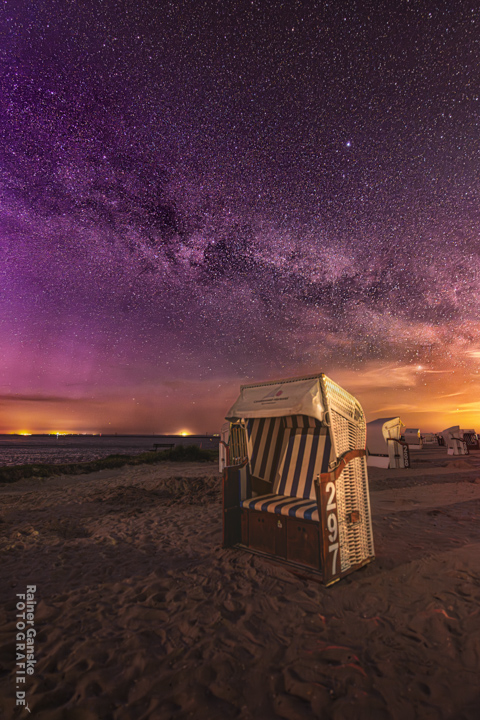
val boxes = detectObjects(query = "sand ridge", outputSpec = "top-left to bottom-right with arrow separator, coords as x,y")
1,450 -> 480,719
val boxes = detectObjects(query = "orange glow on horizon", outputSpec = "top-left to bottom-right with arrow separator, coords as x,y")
1,365 -> 480,436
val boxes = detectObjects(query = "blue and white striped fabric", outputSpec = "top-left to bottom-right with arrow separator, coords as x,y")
274,421 -> 331,501
241,493 -> 319,522
283,415 -> 322,429
246,417 -> 288,485
245,414 -> 332,503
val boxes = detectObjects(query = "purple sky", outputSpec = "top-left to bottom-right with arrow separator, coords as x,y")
1,0 -> 480,434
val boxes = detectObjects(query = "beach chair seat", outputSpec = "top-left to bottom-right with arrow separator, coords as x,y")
241,494 -> 319,521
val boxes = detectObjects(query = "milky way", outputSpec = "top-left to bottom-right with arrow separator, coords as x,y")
1,0 -> 480,433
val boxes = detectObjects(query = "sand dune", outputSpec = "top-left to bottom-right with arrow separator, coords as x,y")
1,450 -> 480,719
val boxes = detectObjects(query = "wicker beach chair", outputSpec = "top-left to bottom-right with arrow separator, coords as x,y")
222,374 -> 375,586
404,428 -> 423,449
366,417 -> 410,469
441,426 -> 469,456
460,430 -> 479,451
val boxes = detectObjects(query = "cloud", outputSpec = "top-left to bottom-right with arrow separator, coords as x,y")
333,362 -> 426,391
0,394 -> 78,403
447,401 -> 480,413
373,403 -> 422,413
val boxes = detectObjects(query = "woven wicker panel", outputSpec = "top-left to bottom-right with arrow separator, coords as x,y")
322,377 -> 374,571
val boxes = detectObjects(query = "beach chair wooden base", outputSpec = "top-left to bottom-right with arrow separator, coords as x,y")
241,509 -> 320,569
223,462 -> 375,586
227,508 -> 373,586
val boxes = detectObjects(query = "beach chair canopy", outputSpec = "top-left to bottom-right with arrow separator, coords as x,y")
367,417 -> 404,456
226,376 -> 326,422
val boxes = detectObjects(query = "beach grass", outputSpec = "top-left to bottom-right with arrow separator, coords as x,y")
0,444 -> 218,484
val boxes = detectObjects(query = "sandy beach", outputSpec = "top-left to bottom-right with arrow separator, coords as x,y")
1,448 -> 480,719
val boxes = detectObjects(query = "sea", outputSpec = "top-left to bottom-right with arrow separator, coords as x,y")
0,434 -> 220,467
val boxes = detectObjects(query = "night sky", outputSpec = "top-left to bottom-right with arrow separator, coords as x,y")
1,0 -> 480,434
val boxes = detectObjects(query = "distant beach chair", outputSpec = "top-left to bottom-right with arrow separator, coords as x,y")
366,417 -> 410,468
221,373 -> 375,586
461,429 -> 479,450
404,428 -> 423,449
440,427 -> 469,455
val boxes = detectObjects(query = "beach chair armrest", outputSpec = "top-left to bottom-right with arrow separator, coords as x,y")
250,475 -> 273,496
223,459 -> 250,509
317,449 -> 366,485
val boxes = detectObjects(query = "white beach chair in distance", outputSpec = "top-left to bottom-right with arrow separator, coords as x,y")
221,373 -> 375,586
441,427 -> 469,456
404,428 -> 423,449
366,417 -> 410,468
